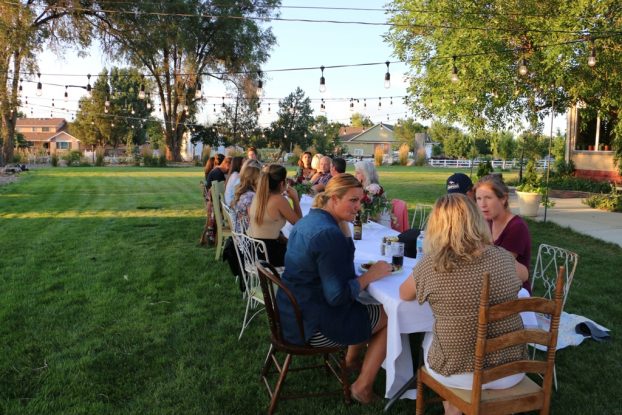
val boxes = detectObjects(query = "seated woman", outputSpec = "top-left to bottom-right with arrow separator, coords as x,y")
278,174 -> 393,404
474,174 -> 531,292
296,151 -> 315,181
205,154 -> 229,190
309,155 -> 332,192
354,160 -> 380,189
231,159 -> 261,233
247,164 -> 302,267
224,156 -> 244,205
400,194 -> 526,415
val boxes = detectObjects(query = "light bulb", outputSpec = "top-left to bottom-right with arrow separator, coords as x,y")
588,47 -> 596,67
195,82 -> 202,99
319,65 -> 326,93
518,58 -> 528,76
384,61 -> 391,88
36,73 -> 42,96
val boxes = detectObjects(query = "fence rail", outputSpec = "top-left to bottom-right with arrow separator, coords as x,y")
428,158 -> 551,170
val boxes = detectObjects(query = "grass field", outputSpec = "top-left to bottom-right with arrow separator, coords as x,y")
0,166 -> 620,414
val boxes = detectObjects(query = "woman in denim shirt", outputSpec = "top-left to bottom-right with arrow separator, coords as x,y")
277,174 -> 392,404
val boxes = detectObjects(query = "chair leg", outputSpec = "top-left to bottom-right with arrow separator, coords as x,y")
261,344 -> 275,378
416,369 -> 424,415
268,353 -> 292,415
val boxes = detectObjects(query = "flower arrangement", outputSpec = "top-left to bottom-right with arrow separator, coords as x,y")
287,176 -> 312,199
361,183 -> 391,220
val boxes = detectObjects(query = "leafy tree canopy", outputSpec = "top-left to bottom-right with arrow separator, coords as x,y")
268,87 -> 314,155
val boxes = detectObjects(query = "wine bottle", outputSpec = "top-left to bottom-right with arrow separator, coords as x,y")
353,211 -> 363,240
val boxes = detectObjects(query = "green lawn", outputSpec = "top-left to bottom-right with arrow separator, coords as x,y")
0,166 -> 620,414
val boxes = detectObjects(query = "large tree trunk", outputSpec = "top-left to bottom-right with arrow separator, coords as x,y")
164,128 -> 184,162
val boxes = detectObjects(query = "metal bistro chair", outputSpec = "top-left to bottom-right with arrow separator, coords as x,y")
256,261 -> 350,415
410,203 -> 433,231
530,243 -> 579,390
416,267 -> 565,415
211,181 -> 232,260
234,230 -> 270,339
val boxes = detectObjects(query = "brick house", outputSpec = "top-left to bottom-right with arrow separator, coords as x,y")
15,118 -> 81,155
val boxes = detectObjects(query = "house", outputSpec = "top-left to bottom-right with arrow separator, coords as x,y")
565,105 -> 621,184
15,118 -> 81,155
339,123 -> 395,157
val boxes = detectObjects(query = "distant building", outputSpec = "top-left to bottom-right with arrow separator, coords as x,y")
339,123 -> 395,157
566,104 -> 621,184
15,118 -> 81,155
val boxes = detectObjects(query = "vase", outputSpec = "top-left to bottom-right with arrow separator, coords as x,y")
378,210 -> 392,228
516,191 -> 542,217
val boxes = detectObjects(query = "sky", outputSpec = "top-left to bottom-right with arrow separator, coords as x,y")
20,0 -> 566,133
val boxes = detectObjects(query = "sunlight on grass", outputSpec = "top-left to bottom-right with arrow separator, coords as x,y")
0,209 -> 204,219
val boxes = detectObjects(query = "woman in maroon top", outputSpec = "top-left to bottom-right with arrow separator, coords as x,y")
474,175 -> 532,292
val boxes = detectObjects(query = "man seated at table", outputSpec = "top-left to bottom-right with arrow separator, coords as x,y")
399,194 -> 525,415
446,172 -> 474,201
313,157 -> 346,193
310,156 -> 332,193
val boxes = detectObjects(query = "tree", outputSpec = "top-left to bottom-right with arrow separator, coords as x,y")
491,131 -> 518,160
267,87 -> 314,156
350,112 -> 373,128
428,121 -> 471,158
394,117 -> 427,148
72,68 -> 155,150
310,115 -> 343,155
90,0 -> 279,161
0,1 -> 93,165
386,0 -> 622,170
216,87 -> 259,147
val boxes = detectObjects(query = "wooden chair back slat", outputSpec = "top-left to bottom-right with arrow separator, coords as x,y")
485,330 -> 550,354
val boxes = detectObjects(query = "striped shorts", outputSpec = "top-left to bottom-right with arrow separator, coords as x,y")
308,304 -> 382,348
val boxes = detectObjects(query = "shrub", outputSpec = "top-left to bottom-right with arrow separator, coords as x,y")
95,150 -> 105,167
548,176 -> 612,193
415,148 -> 427,166
64,151 -> 82,167
476,158 -> 494,179
554,159 -> 575,178
51,154 -> 59,167
398,143 -> 409,166
158,154 -> 167,167
374,146 -> 384,166
583,186 -> 621,212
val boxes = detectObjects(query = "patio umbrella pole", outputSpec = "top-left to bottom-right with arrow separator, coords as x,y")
544,85 -> 556,223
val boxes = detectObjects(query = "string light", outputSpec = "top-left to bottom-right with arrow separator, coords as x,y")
138,75 -> 146,99
86,74 -> 92,94
518,56 -> 528,76
319,65 -> 326,93
384,61 -> 391,88
146,93 -> 152,110
256,70 -> 263,96
194,81 -> 202,99
378,97 -> 382,108
36,73 -> 42,96
588,41 -> 596,67
451,56 -> 459,83
64,86 -> 68,101
18,79 -> 23,95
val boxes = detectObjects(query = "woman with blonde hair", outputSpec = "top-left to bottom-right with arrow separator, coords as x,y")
231,159 -> 262,233
247,164 -> 302,266
310,153 -> 323,171
400,194 -> 525,415
474,174 -> 531,291
279,173 -> 393,404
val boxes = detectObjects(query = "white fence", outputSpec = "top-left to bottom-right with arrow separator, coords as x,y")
428,158 -> 551,170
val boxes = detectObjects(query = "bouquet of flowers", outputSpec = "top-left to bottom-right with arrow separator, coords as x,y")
287,176 -> 312,199
361,183 -> 391,221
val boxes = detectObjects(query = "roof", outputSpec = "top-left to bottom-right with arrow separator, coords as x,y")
341,123 -> 395,143
16,118 -> 66,128
339,126 -> 365,137
21,130 -> 80,143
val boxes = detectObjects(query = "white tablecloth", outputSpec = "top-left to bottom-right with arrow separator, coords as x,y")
354,220 -> 434,400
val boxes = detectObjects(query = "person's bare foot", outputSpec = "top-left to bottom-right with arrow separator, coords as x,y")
350,384 -> 379,405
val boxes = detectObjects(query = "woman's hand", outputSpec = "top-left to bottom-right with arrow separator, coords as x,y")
285,185 -> 299,201
358,260 -> 392,290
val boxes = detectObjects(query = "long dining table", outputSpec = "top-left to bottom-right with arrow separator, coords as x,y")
284,195 -> 433,400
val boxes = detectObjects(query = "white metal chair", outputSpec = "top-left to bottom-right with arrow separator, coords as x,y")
410,203 -> 433,231
232,229 -> 270,339
530,243 -> 579,390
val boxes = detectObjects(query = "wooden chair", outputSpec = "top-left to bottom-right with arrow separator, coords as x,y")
211,181 -> 232,260
256,261 -> 351,415
530,244 -> 579,390
234,230 -> 270,339
410,203 -> 433,231
416,267 -> 565,415
199,182 -> 212,245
